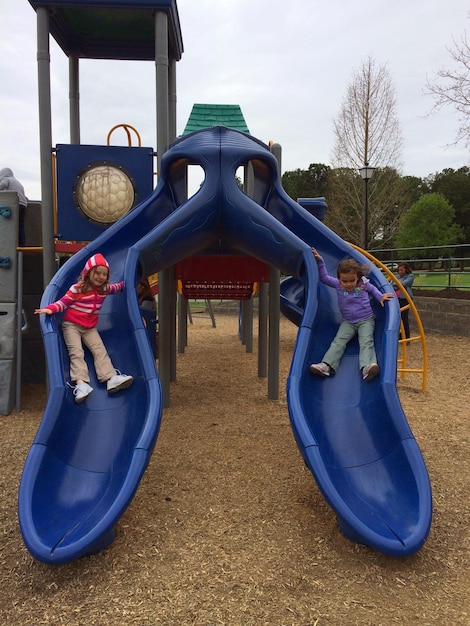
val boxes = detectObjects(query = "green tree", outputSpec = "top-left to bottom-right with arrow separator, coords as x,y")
429,167 -> 470,242
396,193 -> 465,249
281,163 -> 330,202
402,175 -> 430,204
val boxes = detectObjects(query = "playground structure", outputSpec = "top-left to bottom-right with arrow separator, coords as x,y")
10,1 -> 432,563
18,126 -> 432,563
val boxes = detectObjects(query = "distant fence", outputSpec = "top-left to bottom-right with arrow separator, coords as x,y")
372,244 -> 470,336
372,244 -> 470,294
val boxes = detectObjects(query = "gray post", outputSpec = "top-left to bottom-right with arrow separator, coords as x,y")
177,294 -> 188,353
268,267 -> 280,400
241,299 -> 253,353
155,10 -> 171,407
169,57 -> 177,141
155,10 -> 169,178
69,55 -> 80,144
258,282 -> 268,377
267,142 -> 283,400
36,8 -> 56,286
168,56 -> 178,383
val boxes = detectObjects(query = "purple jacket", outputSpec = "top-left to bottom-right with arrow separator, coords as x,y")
317,257 -> 383,324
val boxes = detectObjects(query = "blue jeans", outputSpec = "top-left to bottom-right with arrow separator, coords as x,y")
322,316 -> 376,373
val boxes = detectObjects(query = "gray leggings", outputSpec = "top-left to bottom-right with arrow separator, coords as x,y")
322,316 -> 377,373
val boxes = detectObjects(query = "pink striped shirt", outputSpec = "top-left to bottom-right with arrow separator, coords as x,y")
47,282 -> 124,328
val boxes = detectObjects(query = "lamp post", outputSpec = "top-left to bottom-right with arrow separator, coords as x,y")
359,162 -> 375,249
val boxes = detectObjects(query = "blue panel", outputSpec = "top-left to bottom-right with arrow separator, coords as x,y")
297,197 -> 327,221
55,143 -> 154,242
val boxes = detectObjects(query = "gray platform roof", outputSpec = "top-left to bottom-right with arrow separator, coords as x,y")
27,0 -> 183,61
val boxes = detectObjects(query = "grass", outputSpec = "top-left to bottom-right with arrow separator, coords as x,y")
413,272 -> 470,291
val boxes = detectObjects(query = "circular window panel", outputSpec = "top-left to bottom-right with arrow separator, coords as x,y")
73,162 -> 136,225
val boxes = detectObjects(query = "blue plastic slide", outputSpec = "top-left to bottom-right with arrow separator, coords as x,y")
19,127 -> 431,563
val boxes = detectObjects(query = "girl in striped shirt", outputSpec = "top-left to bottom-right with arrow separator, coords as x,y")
35,253 -> 133,403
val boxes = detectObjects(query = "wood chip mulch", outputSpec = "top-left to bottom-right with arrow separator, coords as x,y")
0,313 -> 468,625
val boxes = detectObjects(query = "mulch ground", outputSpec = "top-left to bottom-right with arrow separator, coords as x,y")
413,289 -> 470,300
0,312 -> 469,625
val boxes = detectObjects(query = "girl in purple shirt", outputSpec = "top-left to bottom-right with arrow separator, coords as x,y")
309,248 -> 393,381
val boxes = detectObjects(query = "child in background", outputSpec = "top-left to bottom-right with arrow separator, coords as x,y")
35,253 -> 133,403
309,248 -> 394,381
137,276 -> 155,310
392,262 -> 414,342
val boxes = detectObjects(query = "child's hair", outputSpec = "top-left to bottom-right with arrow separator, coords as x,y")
77,266 -> 110,294
76,253 -> 110,294
336,258 -> 370,279
398,262 -> 412,274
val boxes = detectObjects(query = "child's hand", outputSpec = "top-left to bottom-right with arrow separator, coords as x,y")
311,247 -> 321,260
34,308 -> 52,315
379,293 -> 394,306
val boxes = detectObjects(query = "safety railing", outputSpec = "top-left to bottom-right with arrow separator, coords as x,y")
371,244 -> 470,295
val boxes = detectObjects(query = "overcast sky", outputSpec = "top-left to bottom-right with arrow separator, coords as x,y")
1,0 -> 468,200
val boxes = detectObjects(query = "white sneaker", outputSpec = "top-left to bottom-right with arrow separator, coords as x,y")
363,364 -> 380,381
73,382 -> 93,403
107,373 -> 134,393
309,362 -> 331,377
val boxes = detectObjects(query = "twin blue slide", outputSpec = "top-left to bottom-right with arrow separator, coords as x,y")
18,127 -> 432,564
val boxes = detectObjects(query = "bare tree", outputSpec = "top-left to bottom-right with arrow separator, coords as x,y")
425,29 -> 470,148
325,166 -> 412,250
332,56 -> 403,169
329,56 -> 404,248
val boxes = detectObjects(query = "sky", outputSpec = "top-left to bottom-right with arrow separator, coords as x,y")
1,0 -> 469,200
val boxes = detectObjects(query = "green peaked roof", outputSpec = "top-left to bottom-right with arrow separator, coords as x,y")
183,103 -> 250,135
